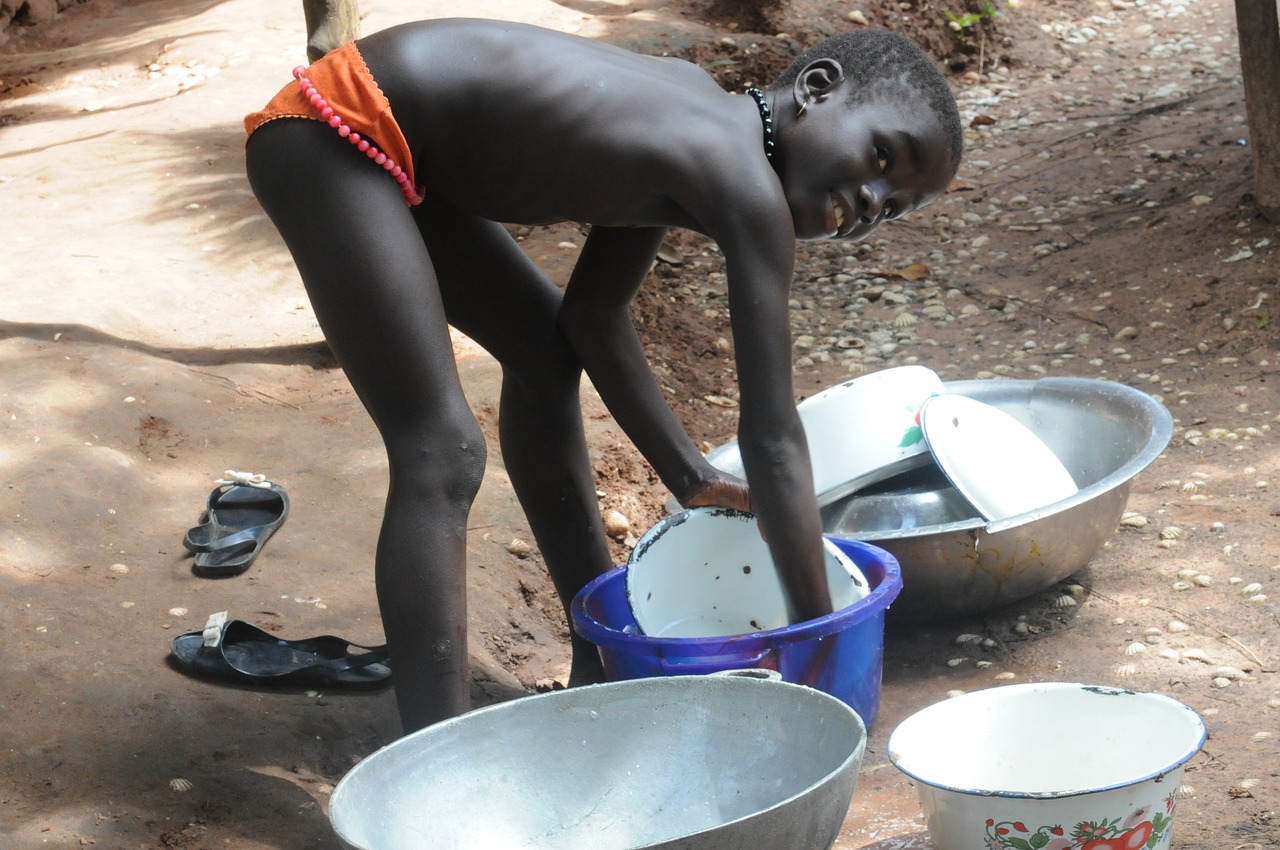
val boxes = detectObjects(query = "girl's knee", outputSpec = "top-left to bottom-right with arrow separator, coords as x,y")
386,417 -> 488,507
502,339 -> 582,403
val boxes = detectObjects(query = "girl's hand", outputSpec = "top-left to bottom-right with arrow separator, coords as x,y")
679,470 -> 752,514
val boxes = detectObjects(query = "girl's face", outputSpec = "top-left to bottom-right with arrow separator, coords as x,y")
778,92 -> 954,242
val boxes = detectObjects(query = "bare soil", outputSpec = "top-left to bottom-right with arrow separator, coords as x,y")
1,0 -> 1276,848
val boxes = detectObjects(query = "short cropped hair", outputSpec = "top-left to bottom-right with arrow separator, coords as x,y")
772,29 -> 963,173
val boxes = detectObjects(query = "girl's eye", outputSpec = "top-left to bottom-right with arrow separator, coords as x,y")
876,147 -> 891,173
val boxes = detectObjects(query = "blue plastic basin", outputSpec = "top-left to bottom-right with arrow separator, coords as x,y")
571,538 -> 902,729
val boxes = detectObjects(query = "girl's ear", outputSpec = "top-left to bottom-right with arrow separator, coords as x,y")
792,57 -> 845,115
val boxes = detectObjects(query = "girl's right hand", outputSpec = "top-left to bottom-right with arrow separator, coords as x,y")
679,469 -> 751,514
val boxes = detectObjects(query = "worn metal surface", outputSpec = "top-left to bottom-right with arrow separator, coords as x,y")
330,673 -> 867,850
822,378 -> 1173,621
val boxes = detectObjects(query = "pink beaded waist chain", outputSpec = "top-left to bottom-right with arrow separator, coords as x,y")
293,66 -> 423,206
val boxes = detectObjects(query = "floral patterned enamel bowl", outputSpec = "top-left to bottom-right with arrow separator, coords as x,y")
887,683 -> 1206,850
706,365 -> 944,507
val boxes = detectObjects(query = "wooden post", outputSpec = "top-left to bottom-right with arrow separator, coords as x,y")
303,0 -> 360,64
1234,0 -> 1280,220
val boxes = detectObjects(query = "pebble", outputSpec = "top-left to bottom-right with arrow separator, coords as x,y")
603,510 -> 630,539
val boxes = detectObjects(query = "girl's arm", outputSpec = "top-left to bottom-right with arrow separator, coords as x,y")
558,225 -> 750,512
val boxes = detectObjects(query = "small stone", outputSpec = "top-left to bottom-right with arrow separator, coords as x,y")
602,510 -> 630,539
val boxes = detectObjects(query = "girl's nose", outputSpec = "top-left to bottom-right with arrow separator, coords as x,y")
858,182 -> 887,223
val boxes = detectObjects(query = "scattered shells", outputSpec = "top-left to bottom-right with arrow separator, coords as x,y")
1114,663 -> 1137,677
1167,619 -> 1191,633
1063,584 -> 1085,596
1177,784 -> 1196,798
994,672 -> 1017,681
946,689 -> 966,698
1192,574 -> 1213,587
1158,648 -> 1182,661
1143,627 -> 1162,636
1177,568 -> 1200,580
1237,778 -> 1260,790
1240,582 -> 1263,596
1124,641 -> 1147,656
109,563 -> 130,574
1157,479 -> 1182,490
1213,666 -> 1249,681
505,538 -> 533,558
1160,526 -> 1184,540
1211,677 -> 1232,689
168,607 -> 188,617
975,660 -> 993,669
893,312 -> 918,328
1248,594 -> 1268,603
1119,513 -> 1148,528
1157,540 -> 1178,550
1170,581 -> 1193,592
1268,697 -> 1280,709
1180,480 -> 1201,494
1256,732 -> 1276,742
954,633 -> 983,645
1051,594 -> 1077,608
170,778 -> 193,793
1181,648 -> 1211,663
947,657 -> 968,667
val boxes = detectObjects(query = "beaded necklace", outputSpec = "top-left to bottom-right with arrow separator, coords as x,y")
745,87 -> 777,164
293,66 -> 423,206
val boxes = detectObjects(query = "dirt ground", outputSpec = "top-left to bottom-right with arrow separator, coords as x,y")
1,0 -> 1277,847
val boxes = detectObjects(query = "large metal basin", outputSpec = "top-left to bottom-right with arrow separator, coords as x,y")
822,377 -> 1172,621
330,672 -> 867,850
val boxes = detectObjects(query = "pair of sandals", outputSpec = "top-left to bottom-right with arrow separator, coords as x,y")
183,471 -> 290,577
172,473 -> 391,690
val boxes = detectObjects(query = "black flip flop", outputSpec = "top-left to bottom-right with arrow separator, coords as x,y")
170,613 -> 391,690
184,476 -> 289,577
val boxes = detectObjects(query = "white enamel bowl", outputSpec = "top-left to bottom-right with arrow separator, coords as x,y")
706,365 -> 945,507
626,507 -> 869,638
888,683 -> 1206,850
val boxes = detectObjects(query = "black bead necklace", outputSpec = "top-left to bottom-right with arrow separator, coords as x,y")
746,87 -> 777,163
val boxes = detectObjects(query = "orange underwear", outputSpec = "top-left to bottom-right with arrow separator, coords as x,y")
244,41 -> 422,205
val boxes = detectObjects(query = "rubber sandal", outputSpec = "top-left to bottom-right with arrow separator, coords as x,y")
170,612 -> 392,690
184,471 -> 289,577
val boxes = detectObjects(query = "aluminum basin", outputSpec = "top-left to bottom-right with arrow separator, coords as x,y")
330,672 -> 867,850
822,377 -> 1172,621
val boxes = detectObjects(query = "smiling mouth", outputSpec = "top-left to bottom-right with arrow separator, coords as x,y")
830,192 -> 852,237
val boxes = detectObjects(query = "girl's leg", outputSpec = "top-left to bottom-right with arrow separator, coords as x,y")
246,119 -> 481,731
411,201 -> 614,685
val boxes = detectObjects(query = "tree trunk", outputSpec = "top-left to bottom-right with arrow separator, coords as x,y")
1234,0 -> 1280,220
303,0 -> 360,64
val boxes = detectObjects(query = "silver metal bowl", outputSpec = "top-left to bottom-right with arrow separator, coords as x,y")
329,671 -> 867,850
821,378 -> 1172,621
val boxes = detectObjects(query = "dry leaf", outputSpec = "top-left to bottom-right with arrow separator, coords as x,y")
875,262 -> 930,281
970,114 -> 998,127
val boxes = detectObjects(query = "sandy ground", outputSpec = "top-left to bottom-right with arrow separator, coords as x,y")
1,0 -> 1278,848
